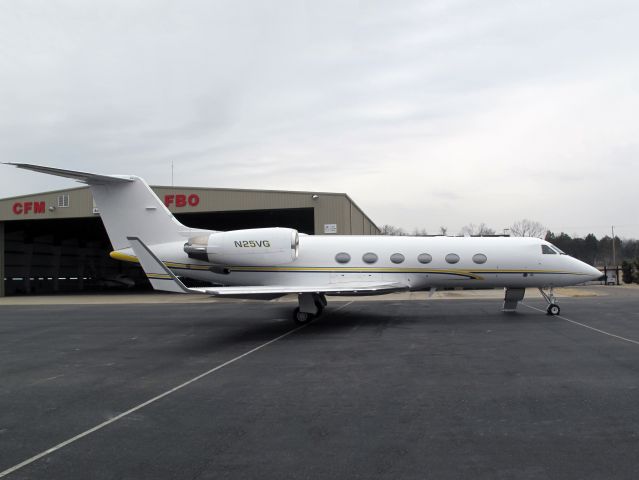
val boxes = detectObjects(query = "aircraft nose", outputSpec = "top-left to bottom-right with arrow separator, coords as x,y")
572,257 -> 603,281
585,264 -> 604,281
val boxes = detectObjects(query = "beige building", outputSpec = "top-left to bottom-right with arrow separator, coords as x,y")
0,185 -> 379,296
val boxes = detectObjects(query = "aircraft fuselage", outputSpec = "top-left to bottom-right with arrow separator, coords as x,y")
113,234 -> 600,291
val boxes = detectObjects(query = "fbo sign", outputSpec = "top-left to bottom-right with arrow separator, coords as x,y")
164,194 -> 200,208
13,201 -> 46,215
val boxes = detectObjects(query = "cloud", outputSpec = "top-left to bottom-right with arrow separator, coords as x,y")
1,0 -> 638,237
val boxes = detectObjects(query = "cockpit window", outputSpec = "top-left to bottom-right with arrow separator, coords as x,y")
542,245 -> 556,255
545,243 -> 566,254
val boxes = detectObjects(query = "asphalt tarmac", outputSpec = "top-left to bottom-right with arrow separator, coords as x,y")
1,292 -> 639,479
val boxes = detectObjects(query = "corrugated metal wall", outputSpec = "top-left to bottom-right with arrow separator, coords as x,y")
0,186 -> 379,235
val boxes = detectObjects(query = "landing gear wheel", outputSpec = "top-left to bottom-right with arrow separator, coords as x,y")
539,287 -> 561,316
314,293 -> 327,317
547,304 -> 560,316
293,307 -> 313,325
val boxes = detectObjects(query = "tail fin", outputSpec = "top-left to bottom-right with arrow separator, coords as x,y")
6,163 -> 192,250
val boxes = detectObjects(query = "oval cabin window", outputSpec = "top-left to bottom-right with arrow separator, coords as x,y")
417,253 -> 432,264
445,253 -> 460,264
362,252 -> 378,264
390,253 -> 405,264
335,252 -> 351,264
472,253 -> 487,264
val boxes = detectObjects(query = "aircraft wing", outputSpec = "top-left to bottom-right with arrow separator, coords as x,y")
188,282 -> 408,298
127,236 -> 408,299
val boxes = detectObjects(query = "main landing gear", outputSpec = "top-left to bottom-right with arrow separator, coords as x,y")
293,293 -> 327,325
539,287 -> 561,316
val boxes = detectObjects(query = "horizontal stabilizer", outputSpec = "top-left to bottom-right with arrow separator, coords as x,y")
6,163 -> 191,250
5,163 -> 133,184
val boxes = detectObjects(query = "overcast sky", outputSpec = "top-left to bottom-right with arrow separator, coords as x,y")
1,0 -> 638,238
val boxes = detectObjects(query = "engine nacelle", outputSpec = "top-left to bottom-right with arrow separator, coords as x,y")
184,227 -> 299,266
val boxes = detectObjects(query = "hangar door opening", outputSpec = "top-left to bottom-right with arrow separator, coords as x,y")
4,217 -> 145,296
174,207 -> 314,234
2,207 -> 314,296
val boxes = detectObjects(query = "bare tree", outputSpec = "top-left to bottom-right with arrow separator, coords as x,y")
412,227 -> 428,237
479,224 -> 496,236
459,223 -> 496,236
439,226 -> 448,235
380,224 -> 406,236
510,219 -> 547,238
459,224 -> 474,236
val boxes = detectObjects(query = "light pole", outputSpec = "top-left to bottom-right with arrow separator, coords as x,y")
611,225 -> 616,266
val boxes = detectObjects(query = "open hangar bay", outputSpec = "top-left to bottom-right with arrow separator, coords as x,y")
0,184 -> 378,297
1,288 -> 639,479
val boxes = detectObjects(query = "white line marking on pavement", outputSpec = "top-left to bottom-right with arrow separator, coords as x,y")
0,301 -> 353,478
523,303 -> 639,346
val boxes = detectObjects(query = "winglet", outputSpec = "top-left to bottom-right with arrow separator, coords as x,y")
127,236 -> 193,294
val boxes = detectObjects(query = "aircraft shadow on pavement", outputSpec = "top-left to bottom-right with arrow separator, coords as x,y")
174,302 -> 551,352
312,304 -> 545,330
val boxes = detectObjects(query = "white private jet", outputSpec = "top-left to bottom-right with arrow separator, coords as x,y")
7,164 -> 602,323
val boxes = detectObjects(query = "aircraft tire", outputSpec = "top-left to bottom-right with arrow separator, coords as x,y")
547,304 -> 560,316
293,307 -> 313,325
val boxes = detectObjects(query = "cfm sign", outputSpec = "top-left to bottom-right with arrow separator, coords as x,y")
12,201 -> 46,215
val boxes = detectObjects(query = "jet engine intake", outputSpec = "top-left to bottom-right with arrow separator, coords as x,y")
184,227 -> 299,266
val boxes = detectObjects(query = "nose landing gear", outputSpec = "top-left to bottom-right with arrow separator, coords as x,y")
547,304 -> 561,316
539,287 -> 561,316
